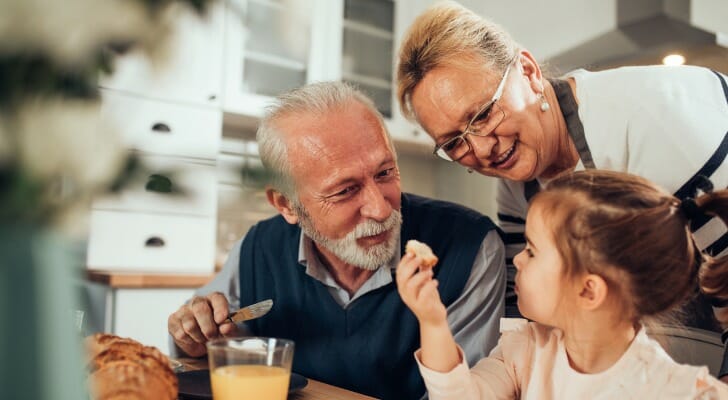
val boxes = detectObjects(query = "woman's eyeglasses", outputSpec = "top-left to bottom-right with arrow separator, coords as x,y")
433,61 -> 513,162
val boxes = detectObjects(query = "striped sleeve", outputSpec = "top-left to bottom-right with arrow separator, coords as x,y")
496,179 -> 531,301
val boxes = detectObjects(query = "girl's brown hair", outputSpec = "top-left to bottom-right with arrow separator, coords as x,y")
533,170 -> 728,322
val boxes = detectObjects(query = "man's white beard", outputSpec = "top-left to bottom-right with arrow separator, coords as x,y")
294,204 -> 402,271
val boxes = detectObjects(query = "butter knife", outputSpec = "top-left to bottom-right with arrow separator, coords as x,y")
225,299 -> 273,323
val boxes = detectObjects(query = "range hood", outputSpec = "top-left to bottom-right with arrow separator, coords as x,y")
546,0 -> 728,72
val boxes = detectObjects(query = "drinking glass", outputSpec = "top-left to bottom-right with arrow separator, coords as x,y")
207,337 -> 295,400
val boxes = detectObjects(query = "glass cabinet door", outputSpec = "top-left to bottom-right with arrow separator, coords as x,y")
224,0 -> 317,115
341,0 -> 395,117
242,0 -> 311,96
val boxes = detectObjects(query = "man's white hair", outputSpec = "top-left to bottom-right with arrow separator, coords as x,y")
256,81 -> 396,197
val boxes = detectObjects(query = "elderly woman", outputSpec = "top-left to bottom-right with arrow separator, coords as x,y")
397,0 -> 728,377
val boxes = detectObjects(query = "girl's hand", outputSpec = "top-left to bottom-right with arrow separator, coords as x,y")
396,252 -> 447,326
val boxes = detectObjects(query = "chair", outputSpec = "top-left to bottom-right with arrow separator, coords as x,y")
648,326 -> 724,377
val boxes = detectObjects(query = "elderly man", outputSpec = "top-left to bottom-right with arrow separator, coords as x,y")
168,82 -> 505,399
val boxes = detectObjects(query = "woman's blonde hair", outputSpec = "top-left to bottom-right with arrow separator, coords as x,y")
533,170 -> 728,323
396,0 -> 519,120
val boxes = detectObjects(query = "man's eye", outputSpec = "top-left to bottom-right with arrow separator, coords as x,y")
525,247 -> 534,258
376,168 -> 395,179
334,186 -> 358,198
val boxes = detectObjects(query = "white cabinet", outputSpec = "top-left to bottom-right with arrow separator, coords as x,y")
112,288 -> 194,354
222,0 -> 333,117
87,210 -> 216,273
82,277 -> 205,355
100,90 -> 222,160
89,5 -> 223,275
99,3 -> 225,107
93,157 -> 218,217
221,0 -> 434,148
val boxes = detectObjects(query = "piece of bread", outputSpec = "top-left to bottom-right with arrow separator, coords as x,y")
85,333 -> 178,400
405,239 -> 438,269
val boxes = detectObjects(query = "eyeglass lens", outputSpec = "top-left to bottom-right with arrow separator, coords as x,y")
435,104 -> 505,161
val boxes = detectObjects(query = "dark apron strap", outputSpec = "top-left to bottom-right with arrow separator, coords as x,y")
522,78 -> 594,203
674,70 -> 728,201
550,78 -> 595,169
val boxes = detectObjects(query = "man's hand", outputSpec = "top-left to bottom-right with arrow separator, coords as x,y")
168,292 -> 240,357
396,252 -> 447,327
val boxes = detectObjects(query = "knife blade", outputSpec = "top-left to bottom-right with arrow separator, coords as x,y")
225,299 -> 273,324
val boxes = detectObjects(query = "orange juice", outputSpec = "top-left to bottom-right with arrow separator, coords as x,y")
211,365 -> 290,400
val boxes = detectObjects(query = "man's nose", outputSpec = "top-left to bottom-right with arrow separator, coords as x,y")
360,184 -> 391,222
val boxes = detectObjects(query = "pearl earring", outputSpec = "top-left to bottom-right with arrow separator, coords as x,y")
540,93 -> 550,112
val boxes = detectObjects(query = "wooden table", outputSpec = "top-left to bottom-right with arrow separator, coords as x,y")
177,357 -> 377,400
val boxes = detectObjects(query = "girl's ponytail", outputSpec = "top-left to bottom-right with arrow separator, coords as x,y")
696,189 -> 728,326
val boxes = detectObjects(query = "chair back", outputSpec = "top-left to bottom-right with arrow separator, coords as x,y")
648,326 -> 723,377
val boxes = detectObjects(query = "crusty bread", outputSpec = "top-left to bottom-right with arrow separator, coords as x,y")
85,334 -> 178,400
405,239 -> 438,269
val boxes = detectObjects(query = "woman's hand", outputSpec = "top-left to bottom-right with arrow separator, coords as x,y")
396,252 -> 447,327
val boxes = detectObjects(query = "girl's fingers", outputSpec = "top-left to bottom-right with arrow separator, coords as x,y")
406,268 -> 434,295
396,253 -> 423,285
417,279 -> 439,303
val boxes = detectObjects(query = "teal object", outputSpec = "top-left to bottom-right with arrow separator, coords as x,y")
0,225 -> 87,400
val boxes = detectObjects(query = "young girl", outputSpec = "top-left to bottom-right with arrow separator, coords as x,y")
397,170 -> 728,399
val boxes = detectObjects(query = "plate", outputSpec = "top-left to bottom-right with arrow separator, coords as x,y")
177,369 -> 308,400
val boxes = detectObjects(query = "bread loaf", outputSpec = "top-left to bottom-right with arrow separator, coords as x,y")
405,239 -> 438,269
86,333 -> 178,400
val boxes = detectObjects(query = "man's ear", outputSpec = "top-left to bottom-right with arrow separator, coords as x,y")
576,273 -> 608,311
266,188 -> 299,225
518,49 -> 544,94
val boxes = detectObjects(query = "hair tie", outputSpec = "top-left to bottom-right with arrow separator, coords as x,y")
679,197 -> 702,220
690,174 -> 715,196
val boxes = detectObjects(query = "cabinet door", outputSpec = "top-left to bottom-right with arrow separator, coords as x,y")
340,0 -> 395,118
338,0 -> 433,147
113,288 -> 196,354
387,0 -> 434,147
99,3 -> 225,107
223,0 -> 333,117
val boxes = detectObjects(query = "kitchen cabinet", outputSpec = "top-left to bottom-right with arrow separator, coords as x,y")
83,272 -> 213,354
222,0 -> 334,117
89,6 -> 224,274
98,3 -> 225,107
221,0 -> 434,148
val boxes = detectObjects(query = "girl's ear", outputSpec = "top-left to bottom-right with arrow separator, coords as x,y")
576,273 -> 609,310
266,188 -> 299,225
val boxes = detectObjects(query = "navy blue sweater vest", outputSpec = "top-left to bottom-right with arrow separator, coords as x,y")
239,193 -> 496,399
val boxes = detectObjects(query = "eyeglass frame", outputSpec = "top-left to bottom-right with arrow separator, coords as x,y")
432,59 -> 515,161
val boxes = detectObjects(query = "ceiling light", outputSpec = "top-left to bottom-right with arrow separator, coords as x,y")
662,54 -> 686,66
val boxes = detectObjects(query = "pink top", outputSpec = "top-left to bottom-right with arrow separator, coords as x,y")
416,319 -> 728,400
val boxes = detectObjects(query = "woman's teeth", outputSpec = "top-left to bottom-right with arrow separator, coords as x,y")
493,143 -> 516,165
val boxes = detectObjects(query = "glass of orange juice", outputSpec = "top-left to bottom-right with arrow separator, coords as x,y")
207,337 -> 295,400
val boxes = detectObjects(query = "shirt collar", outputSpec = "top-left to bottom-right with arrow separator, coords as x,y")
296,231 -> 401,286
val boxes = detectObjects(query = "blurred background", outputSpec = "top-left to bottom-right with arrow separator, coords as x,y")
53,0 -> 728,354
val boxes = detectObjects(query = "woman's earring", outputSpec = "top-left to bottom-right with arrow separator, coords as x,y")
540,93 -> 550,112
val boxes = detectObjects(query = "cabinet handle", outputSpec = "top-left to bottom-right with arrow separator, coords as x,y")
151,122 -> 171,133
145,174 -> 172,193
145,237 -> 165,248
208,94 -> 217,101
